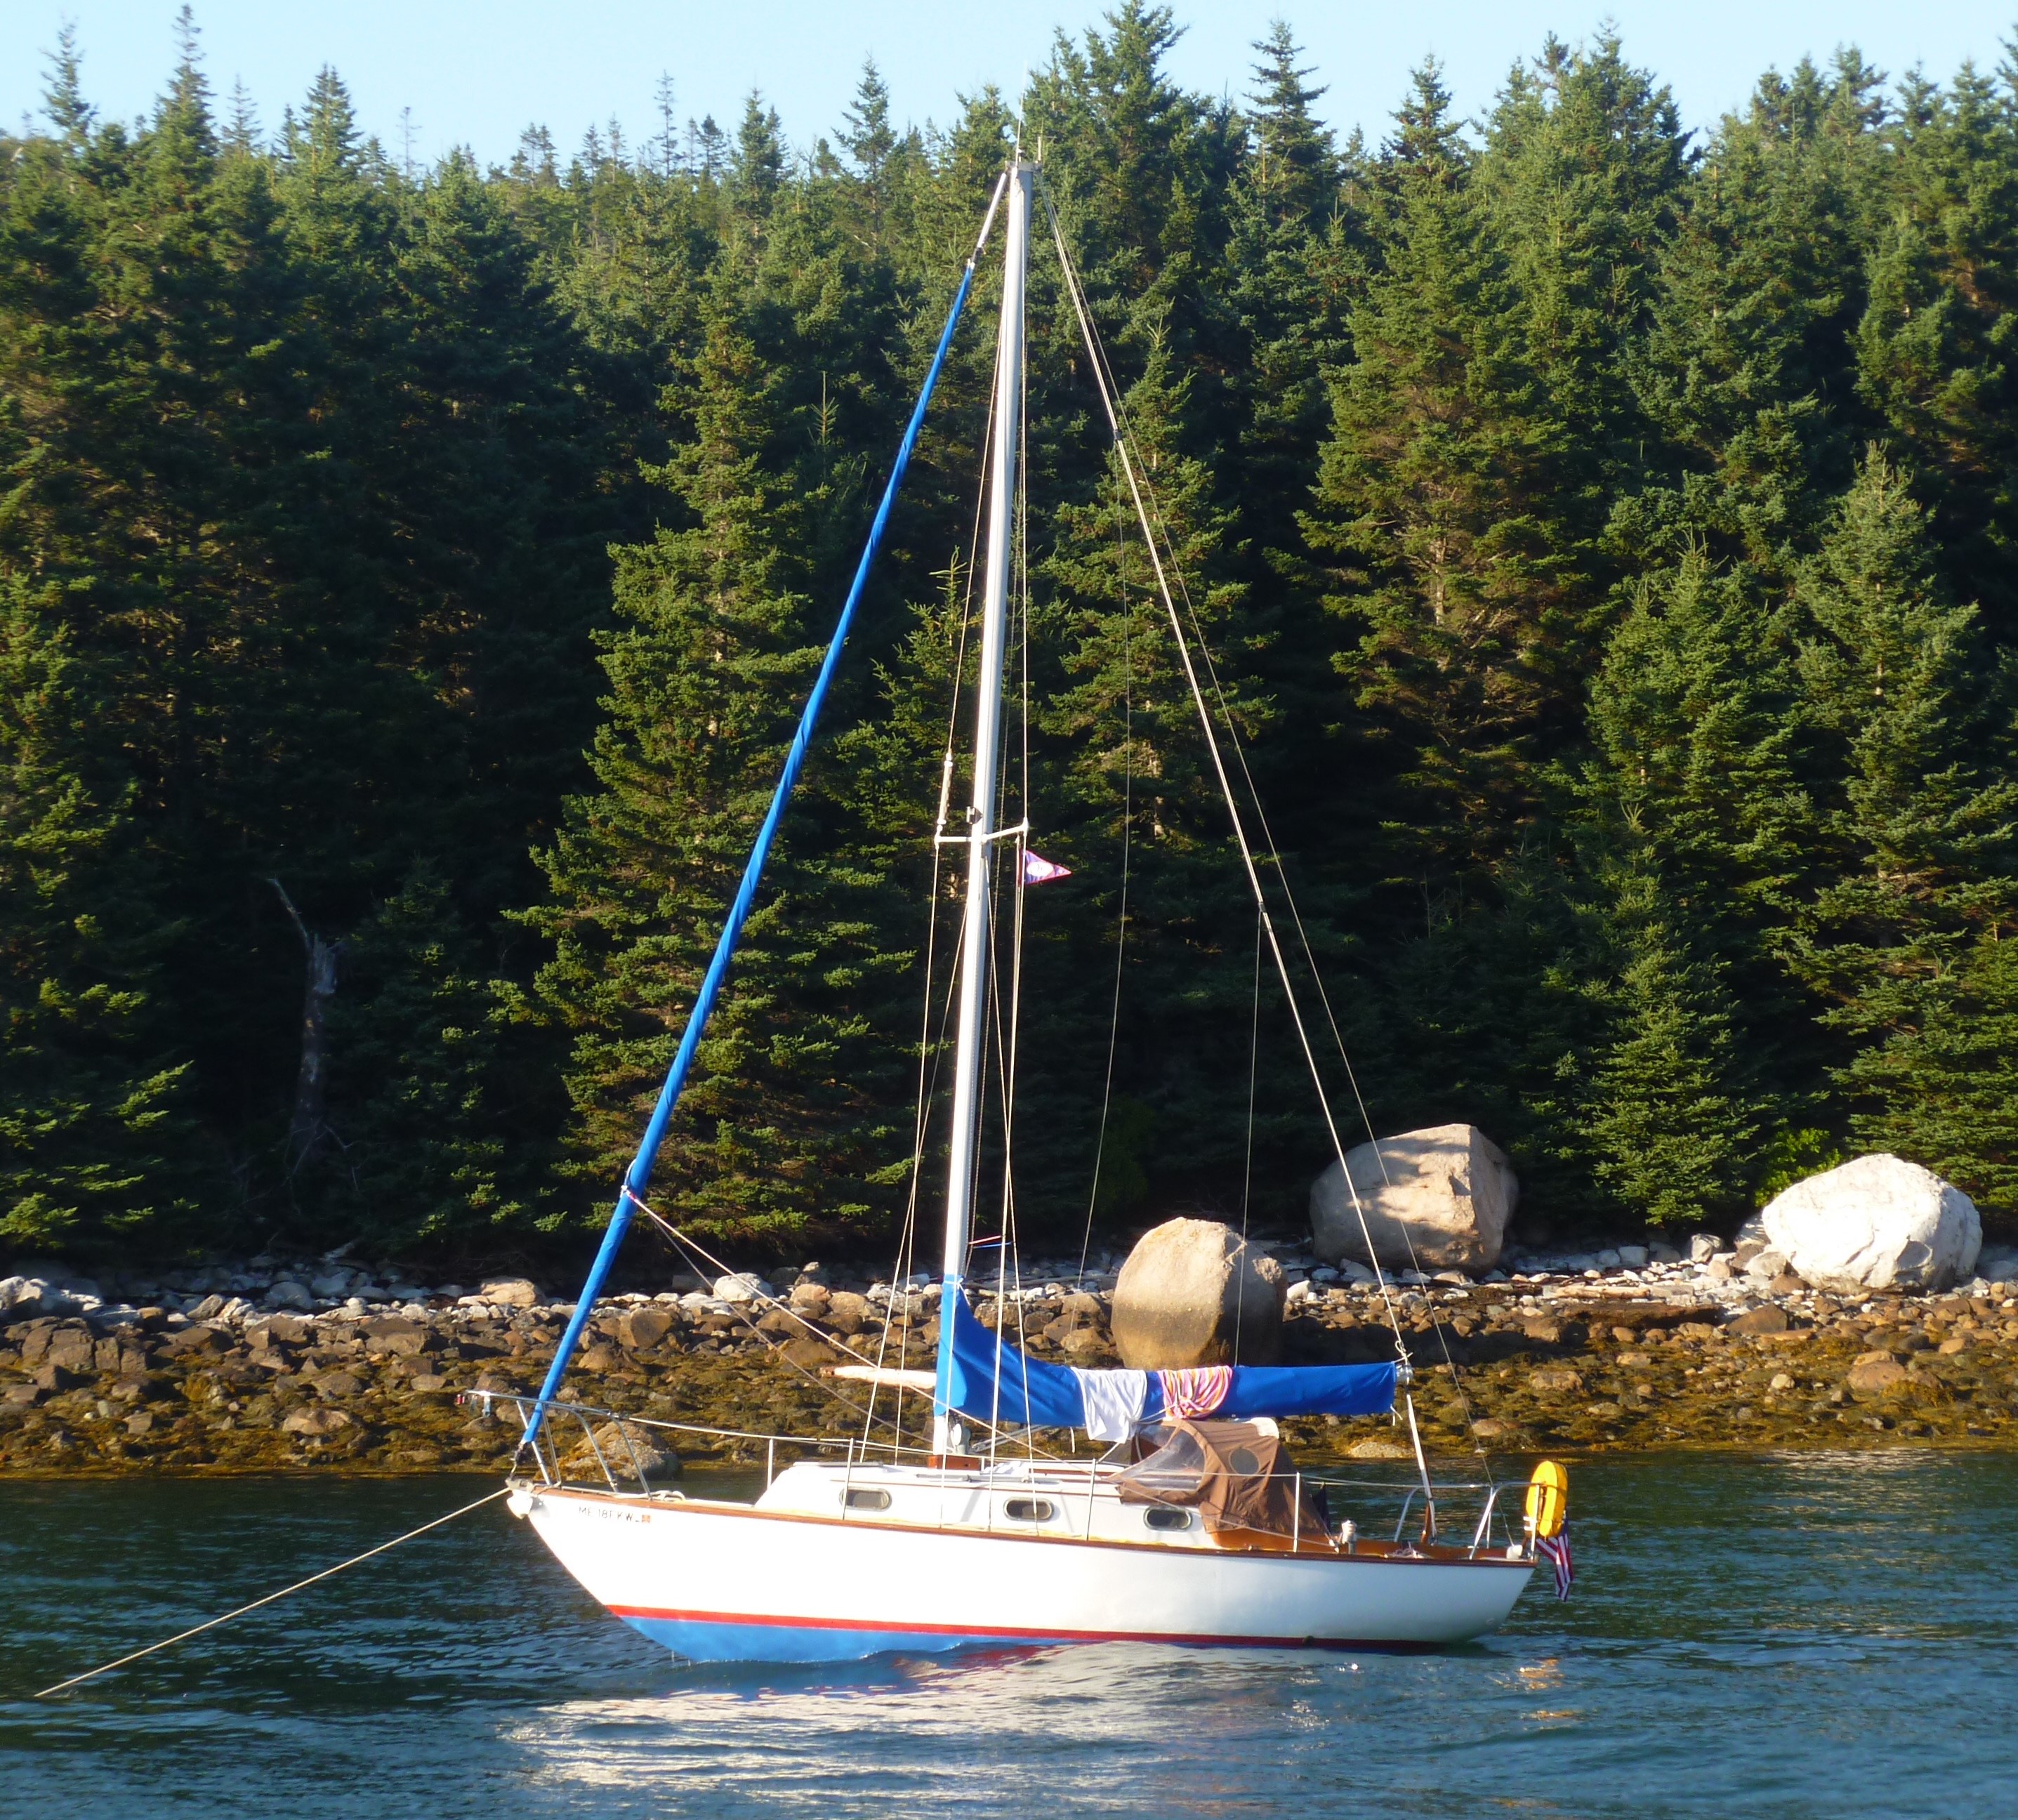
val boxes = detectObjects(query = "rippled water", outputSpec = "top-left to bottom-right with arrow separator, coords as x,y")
4,1451 -> 2012,1819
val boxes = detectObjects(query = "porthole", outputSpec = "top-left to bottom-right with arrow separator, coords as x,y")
1002,1498 -> 1055,1522
1145,1506 -> 1193,1532
844,1487 -> 890,1511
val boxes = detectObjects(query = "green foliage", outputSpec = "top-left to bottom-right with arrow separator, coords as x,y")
1308,66 -> 1583,885
524,276 -> 918,1241
14,18 -> 2018,1273
0,37 -> 626,1258
1578,873 -> 1773,1227
318,869 -> 531,1250
0,581 -> 192,1249
1788,456 -> 2018,1202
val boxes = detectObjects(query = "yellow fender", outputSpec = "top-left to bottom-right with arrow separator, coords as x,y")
1524,1459 -> 1569,1538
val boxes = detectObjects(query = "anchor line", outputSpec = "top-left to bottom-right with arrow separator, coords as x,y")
33,1487 -> 510,1700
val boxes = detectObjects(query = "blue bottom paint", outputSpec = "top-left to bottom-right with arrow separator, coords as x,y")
620,1614 -> 1037,1664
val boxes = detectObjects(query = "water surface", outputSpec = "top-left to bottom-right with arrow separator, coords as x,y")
4,1451 -> 2010,1818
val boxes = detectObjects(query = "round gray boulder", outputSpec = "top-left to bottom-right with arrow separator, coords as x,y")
1310,1123 -> 1517,1274
1110,1217 -> 1284,1369
1760,1154 -> 1981,1293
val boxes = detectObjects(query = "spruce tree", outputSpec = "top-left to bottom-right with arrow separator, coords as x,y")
1624,57 -> 1875,579
1849,928 -> 2018,1209
1853,64 -> 2018,633
1226,24 -> 1352,625
1792,454 -> 2018,1202
1480,34 -> 1684,501
1306,65 -> 1578,891
730,95 -> 786,228
526,291 -> 911,1239
0,582 -> 190,1250
1579,871 -> 1772,1228
1581,553 -> 1808,970
1245,21 -> 1338,225
1027,0 -> 1239,382
840,61 -> 897,183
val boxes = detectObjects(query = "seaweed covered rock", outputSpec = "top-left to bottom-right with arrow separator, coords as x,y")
563,1419 -> 680,1481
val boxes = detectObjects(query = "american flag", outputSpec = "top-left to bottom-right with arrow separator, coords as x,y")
1538,1526 -> 1574,1600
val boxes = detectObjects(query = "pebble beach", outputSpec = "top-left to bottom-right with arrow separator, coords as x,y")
6,1232 -> 2017,1476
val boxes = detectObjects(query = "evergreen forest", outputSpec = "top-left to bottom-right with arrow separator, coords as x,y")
8,5 -> 2018,1267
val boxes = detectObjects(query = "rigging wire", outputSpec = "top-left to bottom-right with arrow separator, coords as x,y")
626,1186 -> 1067,1465
1032,209 -> 1495,1477
868,304 -> 1008,1463
1069,442 -> 1137,1314
1035,174 -> 1446,1512
1035,181 -> 1405,1345
1038,254 -> 1416,1248
626,1190 -> 930,1442
1152,583 -> 1490,1475
1135,506 -> 1489,1467
1234,906 -> 1262,1362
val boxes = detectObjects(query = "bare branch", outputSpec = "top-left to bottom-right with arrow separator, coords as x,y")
267,876 -> 312,954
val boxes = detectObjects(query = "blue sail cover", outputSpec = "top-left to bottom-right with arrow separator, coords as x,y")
942,1291 -> 1397,1435
517,251 -> 986,1453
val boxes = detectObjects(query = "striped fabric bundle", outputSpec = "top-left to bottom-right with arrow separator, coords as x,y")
1157,1366 -> 1233,1418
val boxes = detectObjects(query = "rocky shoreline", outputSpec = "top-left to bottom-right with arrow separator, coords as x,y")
5,1235 -> 2017,1476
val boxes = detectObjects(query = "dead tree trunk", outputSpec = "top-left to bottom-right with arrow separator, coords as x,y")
270,879 -> 340,1171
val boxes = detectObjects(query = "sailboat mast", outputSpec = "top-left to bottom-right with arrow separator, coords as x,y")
934,158 -> 1030,1455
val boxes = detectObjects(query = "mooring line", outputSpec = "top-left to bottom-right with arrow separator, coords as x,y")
33,1485 -> 510,1699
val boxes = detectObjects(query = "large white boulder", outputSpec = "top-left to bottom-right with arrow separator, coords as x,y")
1760,1154 -> 1981,1293
1110,1218 -> 1284,1369
1310,1123 -> 1517,1274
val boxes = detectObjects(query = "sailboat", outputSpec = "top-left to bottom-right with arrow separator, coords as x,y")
496,156 -> 1550,1663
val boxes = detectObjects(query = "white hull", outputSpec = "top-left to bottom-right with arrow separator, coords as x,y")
514,1462 -> 1535,1663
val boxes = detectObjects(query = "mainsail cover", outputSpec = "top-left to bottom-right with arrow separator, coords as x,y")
942,1291 -> 1397,1437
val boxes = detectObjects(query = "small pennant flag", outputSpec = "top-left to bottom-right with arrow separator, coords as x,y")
1022,850 -> 1072,885
1538,1526 -> 1574,1601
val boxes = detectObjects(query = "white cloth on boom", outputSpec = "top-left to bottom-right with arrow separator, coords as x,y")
1072,1367 -> 1151,1442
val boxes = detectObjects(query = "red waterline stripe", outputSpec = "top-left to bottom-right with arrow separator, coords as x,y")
608,1605 -> 1404,1650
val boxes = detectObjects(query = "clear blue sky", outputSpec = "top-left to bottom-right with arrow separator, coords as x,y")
4,1 -> 2014,169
